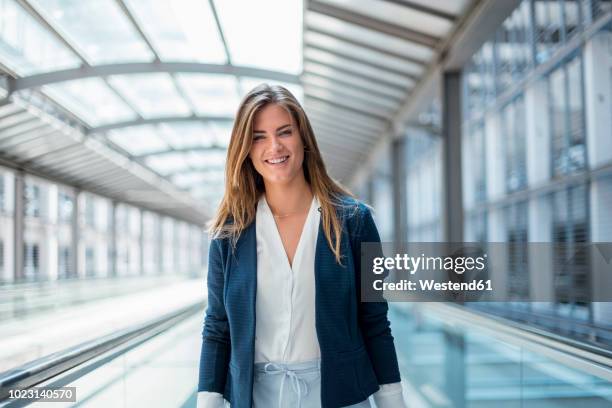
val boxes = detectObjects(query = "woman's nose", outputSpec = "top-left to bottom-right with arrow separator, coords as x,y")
269,135 -> 283,150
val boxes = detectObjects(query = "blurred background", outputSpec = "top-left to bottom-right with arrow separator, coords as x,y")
0,0 -> 611,406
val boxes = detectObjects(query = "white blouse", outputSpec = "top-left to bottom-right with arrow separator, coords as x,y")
254,194 -> 321,363
197,195 -> 406,408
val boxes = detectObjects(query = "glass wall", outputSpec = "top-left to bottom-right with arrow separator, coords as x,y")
370,142 -> 394,242
0,165 -> 206,284
406,100 -> 443,242
460,0 -> 612,347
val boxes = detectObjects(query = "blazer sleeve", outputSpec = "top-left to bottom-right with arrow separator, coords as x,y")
197,238 -> 231,393
351,203 -> 401,385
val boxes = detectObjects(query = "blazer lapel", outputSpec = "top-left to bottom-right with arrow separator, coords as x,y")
227,221 -> 257,402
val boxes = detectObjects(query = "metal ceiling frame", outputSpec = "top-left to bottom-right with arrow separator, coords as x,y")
0,110 -> 35,129
14,0 -> 145,125
0,122 -> 50,144
0,128 -> 61,152
302,79 -> 399,111
309,115 -> 379,141
115,0 -> 199,118
301,70 -> 404,101
304,43 -> 421,80
301,0 -> 477,182
380,0 -> 457,22
86,115 -> 233,134
303,50 -> 416,89
309,26 -> 427,65
304,99 -> 387,127
320,151 -> 362,170
166,165 -> 225,177
15,137 -> 80,163
36,149 -> 106,171
310,129 -> 375,150
308,1 -> 440,48
133,146 -> 227,159
9,63 -> 301,94
166,166 -> 225,180
303,58 -> 412,90
0,0 -> 489,212
3,133 -> 72,157
0,104 -> 24,119
311,127 -> 382,149
305,94 -> 390,121
8,0 -> 296,208
310,123 -> 376,147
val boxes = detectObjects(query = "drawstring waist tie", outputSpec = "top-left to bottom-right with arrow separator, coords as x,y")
254,358 -> 321,408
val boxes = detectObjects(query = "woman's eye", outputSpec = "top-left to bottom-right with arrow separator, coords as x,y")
253,135 -> 264,141
280,130 -> 292,136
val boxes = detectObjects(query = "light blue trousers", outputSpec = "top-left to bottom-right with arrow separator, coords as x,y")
252,358 -> 372,408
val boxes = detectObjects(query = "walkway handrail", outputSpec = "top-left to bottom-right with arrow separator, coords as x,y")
0,300 -> 204,401
401,303 -> 612,382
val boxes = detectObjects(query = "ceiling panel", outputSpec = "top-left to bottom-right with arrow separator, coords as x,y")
29,0 -> 154,64
0,0 -> 80,75
123,0 -> 227,63
302,66 -> 405,100
215,0 -> 302,74
302,0 -> 472,182
317,0 -> 454,37
41,78 -> 137,126
107,74 -> 192,118
306,11 -> 435,62
304,31 -> 424,76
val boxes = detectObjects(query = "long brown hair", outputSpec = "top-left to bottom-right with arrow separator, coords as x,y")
209,83 -> 353,263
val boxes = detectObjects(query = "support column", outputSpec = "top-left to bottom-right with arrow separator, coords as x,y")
71,188 -> 80,278
442,71 -> 466,407
444,331 -> 466,408
391,137 -> 407,249
157,216 -> 163,274
139,209 -> 144,275
110,200 -> 117,277
442,71 -> 464,243
13,170 -> 24,281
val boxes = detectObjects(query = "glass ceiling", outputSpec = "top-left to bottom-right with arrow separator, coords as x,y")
0,0 -> 303,209
2,0 -> 472,218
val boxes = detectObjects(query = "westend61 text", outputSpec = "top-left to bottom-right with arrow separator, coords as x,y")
373,279 -> 493,292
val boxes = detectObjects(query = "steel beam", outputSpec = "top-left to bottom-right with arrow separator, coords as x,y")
10,63 -> 300,93
380,0 -> 457,22
306,27 -> 428,65
303,57 -> 412,89
309,1 -> 440,48
133,145 -> 226,158
304,93 -> 390,121
87,115 -> 234,134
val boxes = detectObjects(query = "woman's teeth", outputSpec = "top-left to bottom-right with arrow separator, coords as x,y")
267,156 -> 288,164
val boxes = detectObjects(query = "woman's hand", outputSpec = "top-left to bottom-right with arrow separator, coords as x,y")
373,382 -> 407,408
196,391 -> 226,408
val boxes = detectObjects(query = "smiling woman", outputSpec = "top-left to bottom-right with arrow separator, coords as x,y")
249,104 -> 305,186
198,84 -> 407,408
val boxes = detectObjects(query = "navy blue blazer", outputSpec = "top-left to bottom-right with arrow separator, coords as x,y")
197,196 -> 401,408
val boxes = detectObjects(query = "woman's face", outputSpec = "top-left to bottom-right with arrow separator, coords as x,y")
249,103 -> 305,186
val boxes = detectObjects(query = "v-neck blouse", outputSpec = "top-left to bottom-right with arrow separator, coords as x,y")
254,194 -> 321,364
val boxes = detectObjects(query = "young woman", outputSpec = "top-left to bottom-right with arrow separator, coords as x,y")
197,84 -> 406,408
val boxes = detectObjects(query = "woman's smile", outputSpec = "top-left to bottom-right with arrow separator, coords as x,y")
265,155 -> 289,165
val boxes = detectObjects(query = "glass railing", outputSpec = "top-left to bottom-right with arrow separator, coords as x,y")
390,303 -> 612,407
